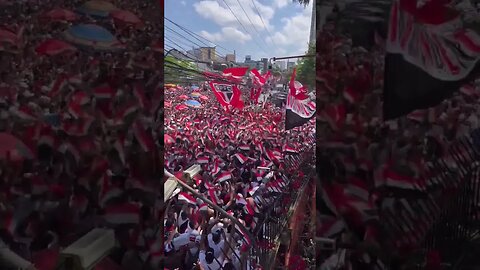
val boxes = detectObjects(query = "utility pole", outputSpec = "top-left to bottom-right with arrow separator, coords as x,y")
309,0 -> 316,45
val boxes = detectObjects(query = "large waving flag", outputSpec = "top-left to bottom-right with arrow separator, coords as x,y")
204,71 -> 225,82
285,68 -> 315,130
222,67 -> 249,83
384,0 -> 480,119
250,68 -> 271,103
250,68 -> 266,86
209,81 -> 244,110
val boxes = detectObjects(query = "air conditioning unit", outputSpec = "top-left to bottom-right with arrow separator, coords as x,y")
0,246 -> 34,269
56,228 -> 115,270
183,164 -> 202,180
164,177 -> 180,202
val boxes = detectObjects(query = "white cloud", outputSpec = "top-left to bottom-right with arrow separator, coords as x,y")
193,0 -> 275,31
199,27 -> 252,44
272,0 -> 289,8
266,1 -> 312,51
199,30 -> 224,43
276,48 -> 287,55
192,0 -> 313,59
222,27 -> 252,43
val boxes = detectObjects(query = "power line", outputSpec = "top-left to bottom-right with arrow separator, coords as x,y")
164,38 -> 212,63
165,17 -> 231,54
164,37 -> 200,60
251,0 -> 279,51
165,24 -> 224,57
218,0 -> 269,56
235,0 -> 272,52
164,46 -> 201,67
165,59 -> 247,85
164,33 -> 197,52
165,24 -> 227,60
164,46 -> 215,67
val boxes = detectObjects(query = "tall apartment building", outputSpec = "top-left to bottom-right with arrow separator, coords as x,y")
274,61 -> 286,71
187,47 -> 216,62
287,61 -> 296,70
200,47 -> 216,61
260,58 -> 268,72
225,54 -> 236,63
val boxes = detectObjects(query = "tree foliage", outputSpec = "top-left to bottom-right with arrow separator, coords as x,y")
296,43 -> 315,89
164,55 -> 200,84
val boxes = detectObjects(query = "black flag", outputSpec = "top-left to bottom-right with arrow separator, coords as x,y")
285,68 -> 315,130
383,0 -> 480,120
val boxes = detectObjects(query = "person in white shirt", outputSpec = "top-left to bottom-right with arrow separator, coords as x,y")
197,219 -> 225,270
207,229 -> 225,259
198,248 -> 223,270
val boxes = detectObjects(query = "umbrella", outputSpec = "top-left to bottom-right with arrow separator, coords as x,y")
35,39 -> 77,56
77,0 -> 117,17
179,94 -> 189,100
110,10 -> 142,25
0,133 -> 34,161
185,100 -> 202,108
191,92 -> 202,98
43,8 -> 77,22
175,104 -> 188,111
164,134 -> 175,145
199,95 -> 209,101
64,24 -> 123,51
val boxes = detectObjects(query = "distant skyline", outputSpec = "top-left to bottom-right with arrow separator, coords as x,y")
165,0 -> 313,62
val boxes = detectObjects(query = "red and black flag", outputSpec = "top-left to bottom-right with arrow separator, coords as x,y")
384,0 -> 480,120
209,81 -> 244,110
285,68 -> 315,130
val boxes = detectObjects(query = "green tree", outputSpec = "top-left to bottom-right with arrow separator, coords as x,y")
164,55 -> 200,84
296,43 -> 315,89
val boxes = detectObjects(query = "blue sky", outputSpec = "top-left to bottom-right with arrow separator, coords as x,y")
165,0 -> 313,63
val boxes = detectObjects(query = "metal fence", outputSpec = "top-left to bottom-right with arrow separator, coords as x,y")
380,130 -> 480,269
316,129 -> 480,270
163,134 -> 316,270
418,130 -> 480,269
250,167 -> 315,269
249,134 -> 316,269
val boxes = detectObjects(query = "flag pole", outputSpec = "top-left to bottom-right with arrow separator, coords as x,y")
164,169 -> 256,247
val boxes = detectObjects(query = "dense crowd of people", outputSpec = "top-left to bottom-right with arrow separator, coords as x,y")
0,0 -> 162,269
163,84 -> 315,269
317,21 -> 480,269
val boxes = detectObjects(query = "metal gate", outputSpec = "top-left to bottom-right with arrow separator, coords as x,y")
419,130 -> 480,269
381,130 -> 480,269
163,134 -> 316,270
317,129 -> 480,269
